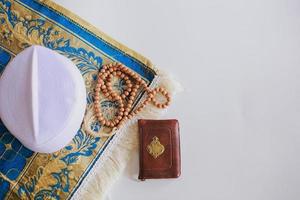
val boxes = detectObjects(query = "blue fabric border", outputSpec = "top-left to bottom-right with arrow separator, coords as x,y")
68,135 -> 114,199
0,49 -> 11,71
19,0 -> 155,81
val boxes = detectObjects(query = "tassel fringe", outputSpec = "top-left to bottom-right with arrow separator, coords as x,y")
72,69 -> 182,200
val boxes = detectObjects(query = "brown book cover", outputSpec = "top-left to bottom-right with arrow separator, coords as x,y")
138,119 -> 181,180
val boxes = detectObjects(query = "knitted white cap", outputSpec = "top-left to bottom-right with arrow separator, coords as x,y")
0,45 -> 86,153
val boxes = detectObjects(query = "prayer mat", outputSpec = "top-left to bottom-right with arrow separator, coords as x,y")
0,0 -> 180,199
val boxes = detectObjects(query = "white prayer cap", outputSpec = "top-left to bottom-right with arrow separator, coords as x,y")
0,45 -> 86,153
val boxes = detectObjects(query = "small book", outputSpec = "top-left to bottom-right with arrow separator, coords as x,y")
138,119 -> 181,180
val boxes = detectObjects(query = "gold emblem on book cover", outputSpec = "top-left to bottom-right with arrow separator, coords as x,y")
147,136 -> 165,159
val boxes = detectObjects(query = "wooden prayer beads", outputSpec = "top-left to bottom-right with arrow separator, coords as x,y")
94,62 -> 171,129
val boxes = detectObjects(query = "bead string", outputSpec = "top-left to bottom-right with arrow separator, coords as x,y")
94,62 -> 171,129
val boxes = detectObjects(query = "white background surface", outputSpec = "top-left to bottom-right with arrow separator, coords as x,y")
54,1 -> 300,199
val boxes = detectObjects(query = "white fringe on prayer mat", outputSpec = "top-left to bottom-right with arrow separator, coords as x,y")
72,69 -> 182,200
